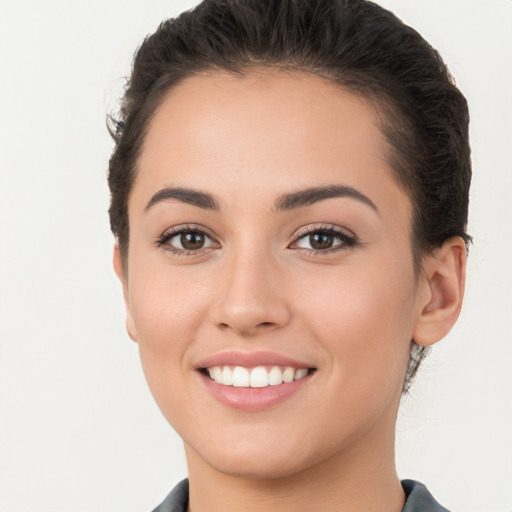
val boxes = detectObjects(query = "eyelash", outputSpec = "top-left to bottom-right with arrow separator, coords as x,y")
154,224 -> 358,256
154,224 -> 219,256
291,224 -> 358,255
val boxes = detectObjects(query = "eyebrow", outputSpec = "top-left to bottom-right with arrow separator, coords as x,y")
274,185 -> 379,213
144,184 -> 378,215
145,187 -> 220,212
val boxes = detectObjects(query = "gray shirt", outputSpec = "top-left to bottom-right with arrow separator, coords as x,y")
151,478 -> 450,512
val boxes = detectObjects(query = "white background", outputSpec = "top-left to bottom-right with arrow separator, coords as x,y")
0,1 -> 510,511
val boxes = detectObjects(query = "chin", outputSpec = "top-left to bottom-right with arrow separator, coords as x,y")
202,448 -> 312,480
183,426 -> 337,481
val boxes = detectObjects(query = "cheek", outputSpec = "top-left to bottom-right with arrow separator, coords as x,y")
287,262 -> 416,450
296,253 -> 417,391
127,264 -> 212,402
129,258 -> 211,343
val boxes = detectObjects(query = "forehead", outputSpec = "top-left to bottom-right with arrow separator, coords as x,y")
141,70 -> 385,171
134,69 -> 410,222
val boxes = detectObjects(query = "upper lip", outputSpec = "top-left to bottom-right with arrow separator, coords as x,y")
196,350 -> 315,369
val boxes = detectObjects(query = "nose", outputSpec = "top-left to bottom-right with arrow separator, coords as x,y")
208,249 -> 292,337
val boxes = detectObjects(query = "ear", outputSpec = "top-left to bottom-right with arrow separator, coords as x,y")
413,237 -> 467,347
113,244 -> 138,343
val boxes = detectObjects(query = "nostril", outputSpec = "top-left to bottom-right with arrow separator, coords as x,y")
257,322 -> 274,327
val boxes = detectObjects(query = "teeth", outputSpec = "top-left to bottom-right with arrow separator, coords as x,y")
232,366 -> 250,387
213,366 -> 222,383
268,366 -> 283,386
205,365 -> 310,387
222,366 -> 233,386
295,368 -> 308,380
282,367 -> 295,383
250,367 -> 269,388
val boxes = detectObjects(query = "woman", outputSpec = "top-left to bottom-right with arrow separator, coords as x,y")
108,0 -> 470,510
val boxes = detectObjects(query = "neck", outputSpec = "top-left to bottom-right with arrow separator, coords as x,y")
184,417 -> 405,512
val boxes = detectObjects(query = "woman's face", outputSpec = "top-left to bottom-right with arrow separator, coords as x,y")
118,70 -> 430,478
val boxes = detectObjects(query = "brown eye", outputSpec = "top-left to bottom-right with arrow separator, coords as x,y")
292,227 -> 356,253
160,228 -> 216,253
309,233 -> 334,250
180,232 -> 205,250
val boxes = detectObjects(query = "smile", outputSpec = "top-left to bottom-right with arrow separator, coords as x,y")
204,365 -> 311,388
196,351 -> 317,410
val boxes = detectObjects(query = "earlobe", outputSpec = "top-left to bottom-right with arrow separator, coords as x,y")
113,244 -> 138,343
413,237 -> 467,347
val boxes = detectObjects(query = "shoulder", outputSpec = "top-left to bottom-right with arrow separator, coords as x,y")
401,480 -> 451,512
151,479 -> 189,512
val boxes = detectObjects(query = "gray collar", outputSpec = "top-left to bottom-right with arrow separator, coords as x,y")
152,478 -> 450,512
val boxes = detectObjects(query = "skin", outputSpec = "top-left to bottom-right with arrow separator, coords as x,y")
114,70 -> 466,512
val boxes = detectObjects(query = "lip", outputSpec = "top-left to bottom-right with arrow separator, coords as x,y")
195,350 -> 317,411
198,370 -> 314,411
196,350 -> 314,370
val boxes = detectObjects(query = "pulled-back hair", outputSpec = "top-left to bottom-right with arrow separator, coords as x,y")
108,0 -> 471,390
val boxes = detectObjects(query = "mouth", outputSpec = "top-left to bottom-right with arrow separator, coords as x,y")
200,365 -> 315,388
195,351 -> 317,410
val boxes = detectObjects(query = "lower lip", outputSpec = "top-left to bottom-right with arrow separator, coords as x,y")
198,371 -> 314,411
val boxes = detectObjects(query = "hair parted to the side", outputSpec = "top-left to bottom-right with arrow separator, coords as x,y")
107,0 -> 471,392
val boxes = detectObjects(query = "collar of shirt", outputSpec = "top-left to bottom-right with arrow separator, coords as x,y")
151,478 -> 450,512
